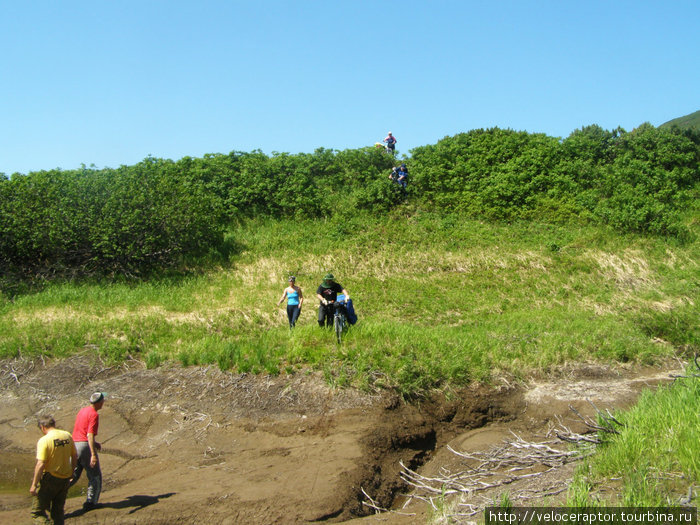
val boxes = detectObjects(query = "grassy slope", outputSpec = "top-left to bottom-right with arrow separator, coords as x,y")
568,368 -> 699,506
660,109 -> 700,131
1,208 -> 697,396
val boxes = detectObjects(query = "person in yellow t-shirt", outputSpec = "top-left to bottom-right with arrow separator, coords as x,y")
30,415 -> 78,525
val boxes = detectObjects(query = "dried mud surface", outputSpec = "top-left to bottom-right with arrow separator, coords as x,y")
0,355 -> 681,524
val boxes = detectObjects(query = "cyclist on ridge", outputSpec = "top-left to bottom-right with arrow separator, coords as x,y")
383,131 -> 397,155
316,273 -> 350,328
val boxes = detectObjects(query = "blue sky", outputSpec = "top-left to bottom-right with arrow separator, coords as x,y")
1,1 -> 698,175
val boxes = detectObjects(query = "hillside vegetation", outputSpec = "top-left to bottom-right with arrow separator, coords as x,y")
1,218 -> 698,397
1,123 -> 698,517
661,108 -> 700,132
1,123 -> 698,283
568,365 -> 699,506
0,123 -> 699,396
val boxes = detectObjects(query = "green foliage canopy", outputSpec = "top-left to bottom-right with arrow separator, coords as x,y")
1,123 -> 697,279
0,158 -> 225,275
411,125 -> 699,235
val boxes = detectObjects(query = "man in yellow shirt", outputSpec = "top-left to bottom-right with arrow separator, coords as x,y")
30,415 -> 78,525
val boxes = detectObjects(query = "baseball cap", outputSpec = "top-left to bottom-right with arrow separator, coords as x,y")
90,392 -> 105,404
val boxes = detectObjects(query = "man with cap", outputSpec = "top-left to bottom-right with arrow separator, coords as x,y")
316,273 -> 350,328
69,392 -> 105,511
30,414 -> 78,524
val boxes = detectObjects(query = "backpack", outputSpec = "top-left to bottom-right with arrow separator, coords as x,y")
345,298 -> 358,325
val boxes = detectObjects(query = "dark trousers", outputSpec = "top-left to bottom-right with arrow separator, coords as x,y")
318,304 -> 334,327
286,304 -> 300,328
31,472 -> 70,524
318,303 -> 345,327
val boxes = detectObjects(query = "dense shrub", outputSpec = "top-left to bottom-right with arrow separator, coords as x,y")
2,123 -> 697,279
176,147 -> 395,221
0,158 -> 225,275
410,125 -> 699,235
591,124 -> 698,236
411,129 -> 579,221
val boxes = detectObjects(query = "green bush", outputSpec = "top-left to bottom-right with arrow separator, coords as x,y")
0,158 -> 225,276
410,125 -> 699,237
2,122 -> 697,282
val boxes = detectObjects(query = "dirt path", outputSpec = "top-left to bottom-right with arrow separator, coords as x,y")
0,356 -> 681,524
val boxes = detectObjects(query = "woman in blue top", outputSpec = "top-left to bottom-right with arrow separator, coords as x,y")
277,276 -> 303,328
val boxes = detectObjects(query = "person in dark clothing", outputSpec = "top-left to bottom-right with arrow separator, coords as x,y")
397,163 -> 408,192
389,164 -> 408,197
315,273 -> 350,328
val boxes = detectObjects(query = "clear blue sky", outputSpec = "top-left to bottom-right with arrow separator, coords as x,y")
1,1 -> 698,175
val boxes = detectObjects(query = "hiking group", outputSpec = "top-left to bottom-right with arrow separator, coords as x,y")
381,131 -> 409,194
278,130 -> 405,331
278,273 -> 356,330
30,392 -> 106,524
389,163 -> 409,196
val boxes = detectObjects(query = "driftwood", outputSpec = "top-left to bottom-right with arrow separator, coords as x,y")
372,362 -> 700,522
363,401 -> 627,523
556,401 -> 623,444
398,431 -> 588,498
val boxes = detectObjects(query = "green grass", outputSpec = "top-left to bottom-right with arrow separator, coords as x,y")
567,368 -> 699,506
1,209 -> 698,396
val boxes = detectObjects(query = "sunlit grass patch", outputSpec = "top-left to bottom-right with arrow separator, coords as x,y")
567,368 -> 699,506
1,211 -> 697,395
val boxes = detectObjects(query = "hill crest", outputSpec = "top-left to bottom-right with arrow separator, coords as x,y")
660,109 -> 700,130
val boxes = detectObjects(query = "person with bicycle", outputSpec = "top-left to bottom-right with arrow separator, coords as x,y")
383,131 -> 397,155
316,273 -> 349,328
389,166 -> 399,183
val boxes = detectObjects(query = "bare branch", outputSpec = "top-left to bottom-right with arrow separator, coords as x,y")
360,487 -> 416,517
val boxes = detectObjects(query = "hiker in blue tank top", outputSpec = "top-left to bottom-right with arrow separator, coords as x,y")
277,276 -> 303,328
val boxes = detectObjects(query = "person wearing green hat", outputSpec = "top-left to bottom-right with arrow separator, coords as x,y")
316,273 -> 350,328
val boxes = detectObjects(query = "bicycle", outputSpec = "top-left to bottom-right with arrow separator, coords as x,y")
332,300 -> 348,344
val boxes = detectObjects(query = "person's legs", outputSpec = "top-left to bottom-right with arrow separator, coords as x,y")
31,474 -> 58,524
318,305 -> 332,327
74,441 -> 101,507
286,304 -> 295,328
84,462 -> 102,506
290,305 -> 301,327
70,441 -> 89,488
49,477 -> 70,525
31,490 -> 51,524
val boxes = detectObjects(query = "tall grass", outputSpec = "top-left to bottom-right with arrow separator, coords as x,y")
1,209 -> 697,395
567,369 -> 699,506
